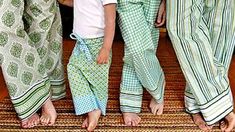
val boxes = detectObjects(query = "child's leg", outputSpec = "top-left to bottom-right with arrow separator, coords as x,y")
120,61 -> 143,126
68,52 -> 100,131
0,0 -> 60,128
67,53 -> 99,115
167,0 -> 234,128
134,48 -> 165,115
24,0 -> 66,101
147,13 -> 165,115
47,7 -> 66,101
84,38 -> 111,131
24,0 -> 65,125
67,37 -> 110,131
118,0 -> 165,125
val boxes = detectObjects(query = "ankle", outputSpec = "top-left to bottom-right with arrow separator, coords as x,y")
89,109 -> 101,114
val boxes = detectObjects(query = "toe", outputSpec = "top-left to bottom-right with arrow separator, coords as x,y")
132,121 -> 136,126
21,122 -> 28,128
40,116 -> 49,125
87,124 -> 96,132
133,119 -> 140,126
157,107 -> 163,115
82,118 -> 88,128
151,106 -> 157,115
126,121 -> 132,126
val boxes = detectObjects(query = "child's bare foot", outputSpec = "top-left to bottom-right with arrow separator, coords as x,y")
82,117 -> 88,128
87,109 -> 101,131
149,98 -> 164,115
21,113 -> 40,128
40,99 -> 57,126
123,112 -> 141,126
220,112 -> 235,132
192,113 -> 213,131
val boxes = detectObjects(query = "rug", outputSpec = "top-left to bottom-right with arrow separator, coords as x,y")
0,35 -> 222,131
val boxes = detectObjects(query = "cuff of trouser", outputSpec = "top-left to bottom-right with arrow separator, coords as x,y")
185,95 -> 200,114
95,99 -> 107,116
50,79 -> 66,101
155,96 -> 164,104
12,78 -> 51,120
72,95 -> 107,115
120,106 -> 141,113
200,89 -> 233,125
120,93 -> 142,113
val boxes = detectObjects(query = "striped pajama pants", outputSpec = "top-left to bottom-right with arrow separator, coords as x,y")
167,0 -> 235,125
0,0 -> 66,120
117,0 -> 165,113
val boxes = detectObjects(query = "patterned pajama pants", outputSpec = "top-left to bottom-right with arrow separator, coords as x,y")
67,37 -> 111,116
117,0 -> 165,113
0,0 -> 65,120
167,0 -> 235,125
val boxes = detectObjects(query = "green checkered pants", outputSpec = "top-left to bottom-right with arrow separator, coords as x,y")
117,0 -> 165,113
0,0 -> 65,120
167,0 -> 235,125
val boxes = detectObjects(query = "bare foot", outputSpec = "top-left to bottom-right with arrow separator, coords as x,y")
220,112 -> 235,132
21,113 -> 40,128
87,109 -> 101,131
40,99 -> 57,126
82,117 -> 88,128
149,98 -> 164,115
192,113 -> 213,131
123,112 -> 141,126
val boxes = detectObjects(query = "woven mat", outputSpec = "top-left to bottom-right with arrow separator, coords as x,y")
0,38 -> 222,131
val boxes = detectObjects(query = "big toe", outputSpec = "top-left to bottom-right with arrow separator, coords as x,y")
87,123 -> 97,132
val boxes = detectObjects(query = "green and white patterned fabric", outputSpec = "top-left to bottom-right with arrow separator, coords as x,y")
117,0 -> 165,113
0,0 -> 65,120
67,37 -> 111,115
167,0 -> 235,125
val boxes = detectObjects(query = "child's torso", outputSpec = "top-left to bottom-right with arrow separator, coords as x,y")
73,0 -> 105,39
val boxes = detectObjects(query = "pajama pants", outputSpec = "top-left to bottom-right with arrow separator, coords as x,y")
117,0 -> 165,113
0,0 -> 65,120
67,36 -> 111,116
167,0 -> 235,125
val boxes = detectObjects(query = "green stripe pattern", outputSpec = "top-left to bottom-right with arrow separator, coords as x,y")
12,77 -> 51,120
50,79 -> 66,100
167,0 -> 235,125
117,0 -> 165,113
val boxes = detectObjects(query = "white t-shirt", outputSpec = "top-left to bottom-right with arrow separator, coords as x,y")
73,0 -> 117,39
